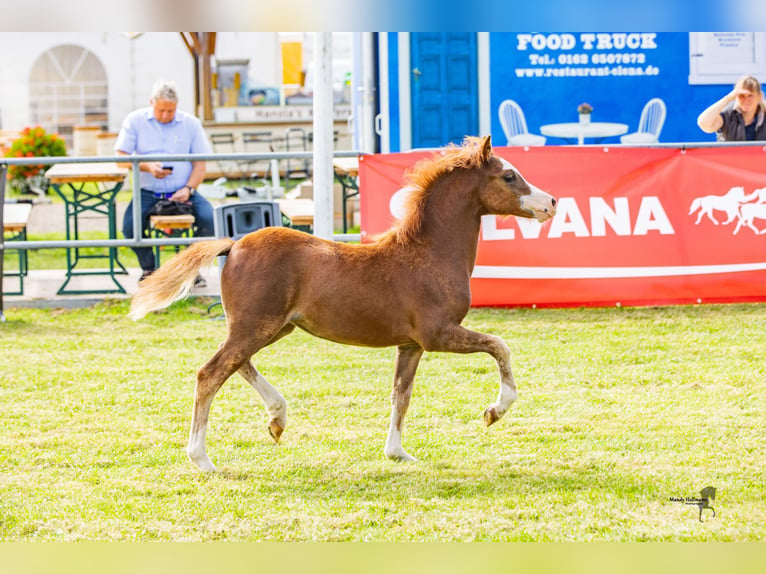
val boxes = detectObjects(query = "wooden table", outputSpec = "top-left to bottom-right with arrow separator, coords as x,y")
3,202 -> 32,295
333,156 -> 360,233
45,162 -> 129,294
333,156 -> 359,178
3,202 -> 32,234
277,198 -> 314,230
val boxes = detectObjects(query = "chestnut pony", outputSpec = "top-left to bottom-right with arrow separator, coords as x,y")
130,136 -> 557,471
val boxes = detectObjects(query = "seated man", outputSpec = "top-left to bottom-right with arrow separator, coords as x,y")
115,79 -> 215,283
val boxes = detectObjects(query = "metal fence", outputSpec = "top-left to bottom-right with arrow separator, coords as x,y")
1,149 -> 362,255
1,149 -> 362,317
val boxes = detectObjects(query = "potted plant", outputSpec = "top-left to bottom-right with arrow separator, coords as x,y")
4,126 -> 67,197
577,102 -> 593,125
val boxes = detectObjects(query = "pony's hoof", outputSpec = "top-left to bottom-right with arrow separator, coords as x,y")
268,420 -> 284,443
385,450 -> 417,462
186,445 -> 217,472
189,455 -> 217,472
484,406 -> 500,426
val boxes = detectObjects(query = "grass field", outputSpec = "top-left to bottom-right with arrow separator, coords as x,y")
0,299 -> 764,541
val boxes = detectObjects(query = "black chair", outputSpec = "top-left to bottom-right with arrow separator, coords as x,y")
210,133 -> 249,182
283,128 -> 311,181
241,131 -> 273,180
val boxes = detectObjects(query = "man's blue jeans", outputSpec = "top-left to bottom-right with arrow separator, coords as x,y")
122,189 -> 215,271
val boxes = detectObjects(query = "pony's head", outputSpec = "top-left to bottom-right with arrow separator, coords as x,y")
477,136 -> 557,222
389,136 -> 556,244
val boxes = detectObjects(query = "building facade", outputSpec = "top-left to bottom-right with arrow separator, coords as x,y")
0,32 -> 760,153
380,32 -> 766,151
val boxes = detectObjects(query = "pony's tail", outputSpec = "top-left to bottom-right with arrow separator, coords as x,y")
129,238 -> 235,320
688,197 -> 701,215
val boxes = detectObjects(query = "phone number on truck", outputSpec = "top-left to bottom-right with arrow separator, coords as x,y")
554,53 -> 647,65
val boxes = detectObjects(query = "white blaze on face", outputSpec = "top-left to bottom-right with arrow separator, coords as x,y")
498,157 -> 556,222
499,157 -> 519,173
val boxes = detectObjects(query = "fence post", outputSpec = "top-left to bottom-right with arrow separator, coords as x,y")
1,163 -> 6,322
312,32 -> 334,240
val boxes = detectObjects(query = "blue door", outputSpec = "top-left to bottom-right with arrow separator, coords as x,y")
411,33 -> 478,148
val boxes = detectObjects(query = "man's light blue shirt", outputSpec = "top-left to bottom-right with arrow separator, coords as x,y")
114,108 -> 211,196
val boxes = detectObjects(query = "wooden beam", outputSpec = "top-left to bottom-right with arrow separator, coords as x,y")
180,32 -> 197,57
199,33 -> 214,121
179,32 -> 215,120
208,32 -> 217,55
188,32 -> 201,55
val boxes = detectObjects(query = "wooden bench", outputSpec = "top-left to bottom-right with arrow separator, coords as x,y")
277,198 -> 313,231
3,203 -> 32,295
149,214 -> 195,263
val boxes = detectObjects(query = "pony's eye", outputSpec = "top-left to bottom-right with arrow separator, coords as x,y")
503,172 -> 516,183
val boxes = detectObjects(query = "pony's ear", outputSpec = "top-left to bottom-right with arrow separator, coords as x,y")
480,135 -> 492,163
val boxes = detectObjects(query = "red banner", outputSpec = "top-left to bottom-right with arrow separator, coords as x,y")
358,146 -> 766,307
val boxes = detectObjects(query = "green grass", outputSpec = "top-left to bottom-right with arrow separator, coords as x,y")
0,300 -> 764,540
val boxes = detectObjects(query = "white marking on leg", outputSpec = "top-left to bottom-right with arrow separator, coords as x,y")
186,426 -> 216,472
493,380 -> 518,418
247,369 -> 287,430
384,409 -> 416,462
486,335 -> 517,421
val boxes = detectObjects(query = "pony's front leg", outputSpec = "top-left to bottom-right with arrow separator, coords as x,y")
483,342 -> 518,427
427,324 -> 517,426
238,361 -> 287,443
384,344 -> 424,462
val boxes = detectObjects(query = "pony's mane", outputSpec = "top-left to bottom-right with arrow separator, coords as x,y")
383,137 -> 490,244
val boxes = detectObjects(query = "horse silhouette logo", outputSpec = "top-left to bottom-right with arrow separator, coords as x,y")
671,486 -> 717,522
733,202 -> 766,235
688,186 -> 747,226
743,186 -> 766,205
687,486 -> 716,522
690,186 -> 766,234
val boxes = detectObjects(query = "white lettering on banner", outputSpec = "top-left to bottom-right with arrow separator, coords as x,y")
480,215 -> 546,240
481,216 -> 516,240
517,33 -> 657,51
516,217 -> 545,239
517,34 -> 577,51
590,197 -> 631,236
515,32 -> 659,79
481,196 -> 675,240
634,196 -> 675,235
547,198 -> 590,237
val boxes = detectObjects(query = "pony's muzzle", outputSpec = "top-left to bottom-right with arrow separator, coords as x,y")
523,187 -> 557,222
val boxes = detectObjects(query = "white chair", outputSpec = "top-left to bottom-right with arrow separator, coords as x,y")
620,98 -> 666,144
498,99 -> 547,146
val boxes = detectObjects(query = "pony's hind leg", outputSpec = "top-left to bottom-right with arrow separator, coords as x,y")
384,344 -> 424,462
187,335 -> 268,472
238,361 -> 288,443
